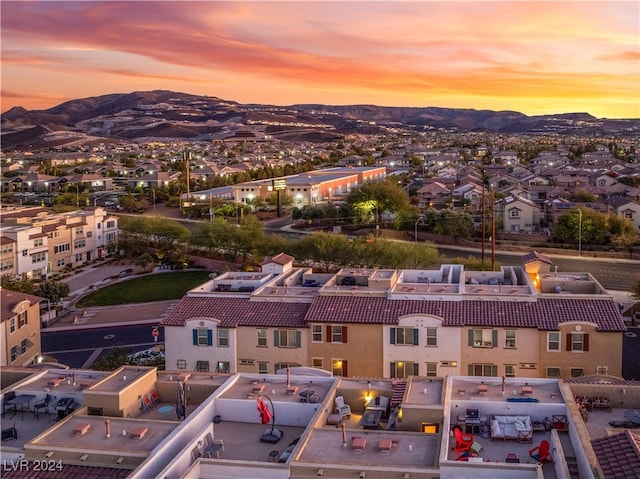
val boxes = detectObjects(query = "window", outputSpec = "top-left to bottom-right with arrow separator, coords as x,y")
426,328 -> 437,346
106,232 -> 117,242
505,364 -> 516,377
327,325 -> 347,343
20,339 -> 28,355
0,260 -> 13,271
34,238 -> 43,247
192,328 -> 212,346
257,329 -> 267,347
505,330 -> 516,348
275,362 -> 300,373
258,362 -> 268,374
570,368 -> 584,378
106,220 -> 116,228
332,359 -> 347,377
196,360 -> 210,372
217,361 -> 230,373
311,324 -> 323,342
75,227 -> 84,235
9,317 -> 16,334
596,365 -> 608,376
547,367 -> 560,378
510,209 -> 520,218
1,244 -> 13,254
469,329 -> 497,348
75,254 -> 83,262
74,239 -> 86,249
57,259 -> 65,267
519,363 -> 537,369
274,330 -> 301,348
312,358 -> 323,369
10,346 -> 18,362
218,328 -> 229,347
22,249 -> 28,257
567,332 -> 589,352
176,359 -> 187,369
87,231 -> 93,238
547,332 -> 560,351
31,252 -> 46,263
390,327 -> 419,346
54,244 -> 70,254
426,362 -> 437,377
390,361 -> 419,378
468,364 -> 498,377
18,311 -> 26,328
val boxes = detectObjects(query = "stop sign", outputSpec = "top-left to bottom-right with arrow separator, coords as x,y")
152,328 -> 159,337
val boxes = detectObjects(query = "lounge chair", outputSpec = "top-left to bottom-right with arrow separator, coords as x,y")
335,396 -> 352,419
529,439 -> 552,464
452,426 -> 474,452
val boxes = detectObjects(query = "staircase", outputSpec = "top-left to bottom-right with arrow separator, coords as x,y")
565,456 -> 580,478
390,380 -> 407,409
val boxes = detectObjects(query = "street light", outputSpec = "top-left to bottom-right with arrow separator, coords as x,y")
577,208 -> 582,257
71,184 -> 79,209
414,216 -> 424,244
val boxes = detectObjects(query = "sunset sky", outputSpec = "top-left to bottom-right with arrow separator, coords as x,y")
1,1 -> 639,118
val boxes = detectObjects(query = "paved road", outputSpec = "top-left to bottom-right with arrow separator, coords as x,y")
42,324 -> 164,368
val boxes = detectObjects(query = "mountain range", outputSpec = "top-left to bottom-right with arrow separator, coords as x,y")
2,90 -> 639,151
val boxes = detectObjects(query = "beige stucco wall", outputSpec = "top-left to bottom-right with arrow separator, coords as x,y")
460,327 -> 540,378
235,326 -> 308,374
308,324 -> 383,377
0,297 -> 42,367
539,322 -> 622,379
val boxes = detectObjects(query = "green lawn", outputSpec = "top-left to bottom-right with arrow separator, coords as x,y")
77,271 -> 211,307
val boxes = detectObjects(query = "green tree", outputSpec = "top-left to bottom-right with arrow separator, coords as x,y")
433,210 -> 473,242
344,179 -> 410,225
34,281 -> 70,306
631,276 -> 640,300
610,232 -> 638,259
553,208 -> 607,246
136,253 -> 155,272
0,274 -> 35,294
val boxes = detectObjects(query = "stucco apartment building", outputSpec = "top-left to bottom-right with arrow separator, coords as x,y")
0,206 -> 118,277
161,253 -> 625,381
0,289 -> 43,367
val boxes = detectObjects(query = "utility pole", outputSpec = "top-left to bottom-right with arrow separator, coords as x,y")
491,189 -> 496,271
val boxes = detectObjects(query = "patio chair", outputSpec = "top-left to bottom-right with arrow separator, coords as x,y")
149,389 -> 161,405
335,396 -> 352,419
141,394 -> 154,413
452,426 -> 474,452
34,394 -> 52,420
529,439 -> 552,464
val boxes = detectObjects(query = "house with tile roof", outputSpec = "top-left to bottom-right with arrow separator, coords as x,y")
161,259 -> 625,381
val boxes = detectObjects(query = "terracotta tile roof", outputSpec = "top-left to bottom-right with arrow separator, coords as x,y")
304,296 -> 625,331
591,430 -> 640,479
521,251 -> 553,265
160,297 -> 310,328
0,465 -> 131,479
161,294 -> 624,331
1,289 -> 44,321
261,253 -> 294,266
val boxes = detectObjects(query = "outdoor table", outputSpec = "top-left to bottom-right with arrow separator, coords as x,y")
298,389 -> 315,402
12,394 -> 36,420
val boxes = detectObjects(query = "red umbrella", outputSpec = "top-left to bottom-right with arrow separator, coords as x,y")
257,396 -> 272,425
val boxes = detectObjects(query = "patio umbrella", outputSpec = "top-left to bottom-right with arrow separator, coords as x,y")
176,381 -> 186,420
257,394 -> 283,444
257,396 -> 272,425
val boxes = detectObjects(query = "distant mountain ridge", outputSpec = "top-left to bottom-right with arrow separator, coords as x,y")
1,90 -> 638,151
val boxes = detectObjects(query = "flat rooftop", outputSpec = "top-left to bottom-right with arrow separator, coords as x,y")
220,376 -> 332,403
298,428 -> 438,469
